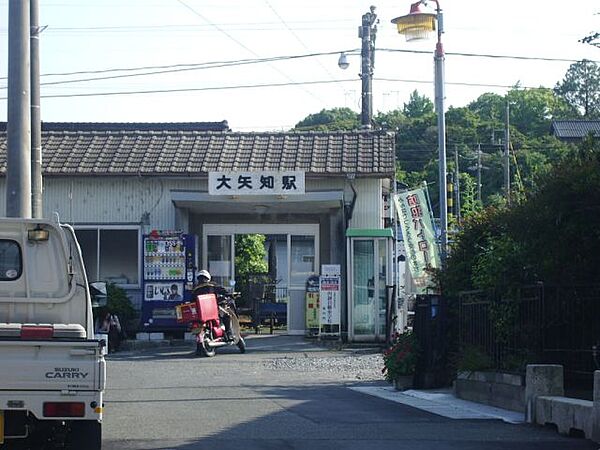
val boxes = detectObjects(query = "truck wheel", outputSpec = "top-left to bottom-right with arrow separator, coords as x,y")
237,337 -> 246,354
69,420 -> 101,450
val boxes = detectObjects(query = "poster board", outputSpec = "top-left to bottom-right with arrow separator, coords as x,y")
319,265 -> 341,338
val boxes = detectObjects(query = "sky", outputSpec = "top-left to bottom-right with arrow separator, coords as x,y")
0,0 -> 599,132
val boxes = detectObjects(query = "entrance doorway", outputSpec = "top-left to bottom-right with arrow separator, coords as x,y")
202,225 -> 319,335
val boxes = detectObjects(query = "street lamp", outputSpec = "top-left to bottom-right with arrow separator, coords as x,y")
392,1 -> 448,262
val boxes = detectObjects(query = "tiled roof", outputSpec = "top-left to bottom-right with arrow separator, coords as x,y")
551,120 -> 600,139
0,123 -> 395,177
0,121 -> 230,132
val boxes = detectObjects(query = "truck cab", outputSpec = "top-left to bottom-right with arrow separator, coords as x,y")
0,216 -> 105,449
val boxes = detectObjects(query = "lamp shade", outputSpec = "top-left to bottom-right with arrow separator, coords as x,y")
391,2 -> 436,41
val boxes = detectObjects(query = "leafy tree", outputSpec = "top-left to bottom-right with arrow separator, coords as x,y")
403,90 -> 434,118
234,234 -> 268,306
235,234 -> 267,277
554,59 -> 600,118
580,32 -> 600,49
293,107 -> 359,131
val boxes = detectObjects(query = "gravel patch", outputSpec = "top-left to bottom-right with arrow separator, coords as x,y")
264,353 -> 385,381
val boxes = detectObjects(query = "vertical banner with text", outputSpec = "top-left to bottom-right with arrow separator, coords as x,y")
393,188 -> 441,294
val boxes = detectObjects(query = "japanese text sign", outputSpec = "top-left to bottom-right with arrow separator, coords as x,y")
209,171 -> 305,195
393,188 -> 441,294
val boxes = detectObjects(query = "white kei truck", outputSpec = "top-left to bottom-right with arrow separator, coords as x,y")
0,217 -> 106,449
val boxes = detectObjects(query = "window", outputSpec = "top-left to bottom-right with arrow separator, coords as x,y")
290,235 -> 315,286
0,240 -> 22,281
75,227 -> 140,286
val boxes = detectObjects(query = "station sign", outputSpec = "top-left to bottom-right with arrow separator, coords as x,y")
209,171 -> 305,195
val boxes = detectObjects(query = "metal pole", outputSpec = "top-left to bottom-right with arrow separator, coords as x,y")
454,145 -> 461,224
359,6 -> 377,129
6,0 -> 32,218
432,2 -> 447,261
504,101 -> 511,205
31,0 -> 43,218
477,143 -> 482,203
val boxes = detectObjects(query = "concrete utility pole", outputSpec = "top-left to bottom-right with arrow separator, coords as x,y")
476,143 -> 482,203
31,0 -> 43,218
6,0 -> 32,218
359,6 -> 378,129
454,146 -> 461,224
504,101 -> 510,205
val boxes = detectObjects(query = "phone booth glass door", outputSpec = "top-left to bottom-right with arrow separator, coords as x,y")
349,236 -> 391,342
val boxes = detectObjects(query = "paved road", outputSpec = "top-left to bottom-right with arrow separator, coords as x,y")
103,334 -> 597,450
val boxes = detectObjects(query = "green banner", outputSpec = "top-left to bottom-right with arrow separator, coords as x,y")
393,188 -> 441,294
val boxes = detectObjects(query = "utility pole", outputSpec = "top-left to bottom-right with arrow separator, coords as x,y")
454,145 -> 461,224
504,101 -> 510,205
31,0 -> 43,218
476,143 -> 482,203
6,0 -> 32,218
359,6 -> 378,129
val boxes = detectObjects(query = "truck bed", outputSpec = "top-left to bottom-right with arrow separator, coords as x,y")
0,338 -> 105,392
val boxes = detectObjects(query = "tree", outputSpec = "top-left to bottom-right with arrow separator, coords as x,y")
403,90 -> 434,118
234,234 -> 267,277
554,59 -> 600,118
293,107 -> 359,131
580,31 -> 600,49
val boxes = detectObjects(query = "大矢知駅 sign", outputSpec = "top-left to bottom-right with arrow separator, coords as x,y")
209,171 -> 305,195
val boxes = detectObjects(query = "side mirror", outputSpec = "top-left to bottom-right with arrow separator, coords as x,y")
90,281 -> 108,308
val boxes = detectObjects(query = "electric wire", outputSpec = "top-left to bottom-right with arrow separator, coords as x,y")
175,0 -> 323,102
263,0 -> 340,86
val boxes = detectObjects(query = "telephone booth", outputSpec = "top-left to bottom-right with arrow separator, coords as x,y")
346,228 -> 394,342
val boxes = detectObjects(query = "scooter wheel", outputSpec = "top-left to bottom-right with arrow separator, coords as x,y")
197,340 -> 215,357
237,337 -> 246,354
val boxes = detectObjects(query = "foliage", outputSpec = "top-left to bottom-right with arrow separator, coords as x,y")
440,136 -> 600,298
554,59 -> 600,118
382,332 -> 419,381
234,234 -> 268,306
293,107 -> 359,131
581,32 -> 600,49
455,345 -> 493,372
403,90 -> 434,118
234,234 -> 268,276
95,283 -> 136,337
104,283 -> 135,321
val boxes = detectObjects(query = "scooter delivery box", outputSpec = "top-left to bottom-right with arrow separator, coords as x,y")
175,302 -> 198,324
196,294 -> 219,321
175,294 -> 219,323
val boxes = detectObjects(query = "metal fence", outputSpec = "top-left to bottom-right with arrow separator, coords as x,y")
459,284 -> 600,384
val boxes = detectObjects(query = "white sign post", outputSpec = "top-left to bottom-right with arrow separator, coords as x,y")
319,264 -> 341,339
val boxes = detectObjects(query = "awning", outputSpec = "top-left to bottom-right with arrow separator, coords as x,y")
171,190 -> 344,215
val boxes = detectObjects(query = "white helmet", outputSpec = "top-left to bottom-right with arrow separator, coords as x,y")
197,269 -> 211,282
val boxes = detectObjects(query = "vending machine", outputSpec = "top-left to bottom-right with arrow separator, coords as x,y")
140,230 -> 196,333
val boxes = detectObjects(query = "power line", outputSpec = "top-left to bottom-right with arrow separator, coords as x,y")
0,47 -> 594,85
0,50 -> 358,81
378,48 -> 600,64
0,79 -> 357,100
176,0 -> 322,103
0,76 -> 568,100
264,0 -> 339,85
0,52 -> 353,89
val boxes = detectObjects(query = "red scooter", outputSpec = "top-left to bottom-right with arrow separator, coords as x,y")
176,292 -> 246,357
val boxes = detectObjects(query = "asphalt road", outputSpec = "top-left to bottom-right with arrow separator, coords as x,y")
102,334 -> 597,450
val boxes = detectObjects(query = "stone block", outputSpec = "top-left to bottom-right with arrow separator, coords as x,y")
525,365 -> 564,423
592,370 -> 600,443
136,332 -> 165,341
536,396 -> 593,438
